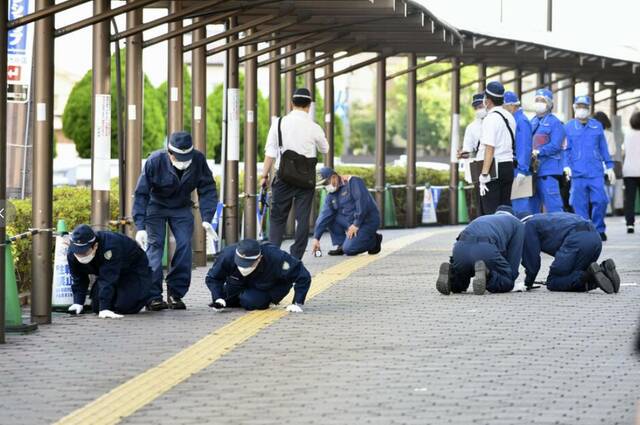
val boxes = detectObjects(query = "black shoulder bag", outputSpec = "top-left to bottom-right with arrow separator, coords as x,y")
276,117 -> 318,190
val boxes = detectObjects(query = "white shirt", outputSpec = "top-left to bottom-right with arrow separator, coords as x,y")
264,110 -> 329,168
477,106 -> 516,163
462,118 -> 483,155
604,129 -> 617,157
622,129 -> 640,177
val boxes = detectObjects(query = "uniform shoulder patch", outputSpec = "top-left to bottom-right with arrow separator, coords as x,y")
282,261 -> 290,271
104,250 -> 113,260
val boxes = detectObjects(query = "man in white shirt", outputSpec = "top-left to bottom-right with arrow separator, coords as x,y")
458,93 -> 486,160
477,81 -> 516,215
260,88 -> 329,259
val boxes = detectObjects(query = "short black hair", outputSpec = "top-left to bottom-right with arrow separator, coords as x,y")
292,97 -> 311,108
486,94 -> 503,106
593,111 -> 611,129
631,111 -> 640,130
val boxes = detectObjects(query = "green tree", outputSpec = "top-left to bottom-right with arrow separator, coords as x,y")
62,53 -> 165,158
156,64 -> 193,135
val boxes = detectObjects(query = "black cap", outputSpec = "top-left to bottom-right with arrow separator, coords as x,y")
234,239 -> 262,268
292,87 -> 312,101
167,131 -> 194,161
495,205 -> 514,215
69,224 -> 97,254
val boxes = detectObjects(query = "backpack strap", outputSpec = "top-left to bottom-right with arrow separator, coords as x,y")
492,110 -> 515,156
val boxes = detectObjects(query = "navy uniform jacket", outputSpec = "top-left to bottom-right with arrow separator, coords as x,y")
68,231 -> 147,310
513,109 -> 532,175
522,212 -> 593,283
314,176 -> 378,239
132,149 -> 218,230
563,118 -> 614,179
205,243 -> 311,305
530,113 -> 565,176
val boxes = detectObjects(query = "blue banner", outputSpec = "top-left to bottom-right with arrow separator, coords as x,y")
8,0 -> 29,55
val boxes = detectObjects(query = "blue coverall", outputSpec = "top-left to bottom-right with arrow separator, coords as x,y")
511,108 -> 533,215
313,176 -> 380,255
522,213 -> 602,291
205,243 -> 311,310
450,211 -> 524,293
530,112 -> 566,213
564,118 -> 614,234
68,231 -> 152,314
133,150 -> 218,300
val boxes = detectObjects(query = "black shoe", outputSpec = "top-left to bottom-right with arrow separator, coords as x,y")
146,298 -> 168,311
168,295 -> 186,310
328,246 -> 344,256
627,225 -> 635,234
436,262 -> 452,295
368,233 -> 383,255
586,262 -> 614,294
472,260 -> 487,295
600,259 -> 620,293
600,232 -> 607,241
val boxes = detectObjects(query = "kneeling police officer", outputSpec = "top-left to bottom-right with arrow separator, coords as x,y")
67,224 -> 152,318
205,239 -> 311,312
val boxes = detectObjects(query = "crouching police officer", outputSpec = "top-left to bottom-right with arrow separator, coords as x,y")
521,212 -> 619,293
311,167 -> 383,257
67,225 -> 152,318
205,239 -> 311,312
436,205 -> 524,295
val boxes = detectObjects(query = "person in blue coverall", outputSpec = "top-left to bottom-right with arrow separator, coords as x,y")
133,132 -> 219,311
530,89 -> 566,213
206,239 -> 311,313
436,205 -> 524,295
311,167 -> 383,257
520,212 -> 619,293
66,224 -> 152,318
564,95 -> 617,241
503,91 -> 533,215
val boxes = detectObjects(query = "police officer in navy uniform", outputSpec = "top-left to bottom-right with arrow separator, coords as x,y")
67,224 -> 152,318
564,95 -> 616,241
311,167 -> 382,256
133,131 -> 219,311
437,205 -> 524,295
206,239 -> 311,313
521,212 -> 619,293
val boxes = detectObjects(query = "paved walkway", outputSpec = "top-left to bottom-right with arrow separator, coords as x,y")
1,219 -> 639,425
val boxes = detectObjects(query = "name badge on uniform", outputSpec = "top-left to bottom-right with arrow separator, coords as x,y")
104,250 -> 112,260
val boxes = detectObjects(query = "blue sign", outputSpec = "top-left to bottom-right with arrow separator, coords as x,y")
8,0 -> 29,55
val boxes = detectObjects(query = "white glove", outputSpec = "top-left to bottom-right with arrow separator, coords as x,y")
563,167 -> 572,181
532,149 -> 540,157
512,281 -> 527,292
286,304 -> 303,313
202,222 -> 219,242
605,168 -> 616,185
211,298 -> 226,311
98,310 -> 124,319
135,230 -> 148,251
68,304 -> 83,315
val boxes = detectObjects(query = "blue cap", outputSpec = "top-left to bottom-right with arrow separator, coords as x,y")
234,239 -> 262,268
318,166 -> 337,184
516,211 -> 534,221
495,205 -> 514,215
503,91 -> 520,105
574,95 -> 591,106
471,93 -> 484,107
69,224 -> 97,255
167,131 -> 194,161
535,88 -> 553,103
485,81 -> 505,98
292,87 -> 312,101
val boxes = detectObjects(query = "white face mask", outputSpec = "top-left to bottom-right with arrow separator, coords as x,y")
238,263 -> 259,276
171,159 -> 192,170
574,107 -> 590,120
475,108 -> 487,120
326,184 -> 337,193
534,101 -> 548,115
75,251 -> 95,264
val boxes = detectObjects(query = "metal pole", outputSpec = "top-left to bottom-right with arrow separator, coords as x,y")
588,80 -> 596,113
305,49 -> 316,119
610,85 -> 618,118
547,0 -> 553,32
91,0 -> 111,231
324,61 -> 335,168
406,53 -> 417,228
8,0 -> 88,29
0,0 -> 8,342
112,19 -> 125,234
449,58 -> 460,225
192,17 -> 207,266
244,29 -> 258,239
31,0 -> 54,325
477,63 -> 486,92
168,1 -> 183,133
125,1 -> 142,238
224,16 -> 240,244
567,77 -> 576,119
514,68 -> 523,98
375,57 -> 386,227
269,40 -> 281,121
284,44 -> 296,114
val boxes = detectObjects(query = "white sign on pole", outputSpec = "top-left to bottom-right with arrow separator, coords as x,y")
450,113 -> 460,163
93,94 -> 112,191
128,104 -> 137,121
194,106 -> 202,121
51,236 -> 74,307
227,88 -> 240,161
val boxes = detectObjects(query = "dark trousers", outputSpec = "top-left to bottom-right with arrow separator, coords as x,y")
224,282 -> 292,311
479,161 -> 514,215
90,262 -> 152,314
623,177 -> 640,226
269,177 -> 314,259
451,240 -> 515,293
546,228 -> 601,292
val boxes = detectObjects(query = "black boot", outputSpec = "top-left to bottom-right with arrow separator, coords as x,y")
472,260 -> 487,295
600,259 -> 620,293
168,294 -> 186,310
368,233 -> 383,255
586,262 -> 614,294
328,246 -> 344,256
600,232 -> 607,241
436,262 -> 452,295
146,297 -> 168,311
